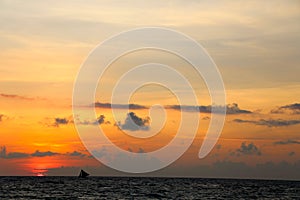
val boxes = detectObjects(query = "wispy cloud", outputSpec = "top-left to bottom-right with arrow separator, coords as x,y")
78,115 -> 110,126
94,102 -> 147,110
94,102 -> 251,114
0,93 -> 34,100
233,118 -> 300,127
274,139 -> 300,145
1,149 -> 59,159
0,146 -> 88,159
31,150 -> 59,157
271,103 -> 300,114
167,103 -> 251,114
67,151 -> 86,158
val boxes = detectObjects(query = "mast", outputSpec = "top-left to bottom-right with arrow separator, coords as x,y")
78,169 -> 90,178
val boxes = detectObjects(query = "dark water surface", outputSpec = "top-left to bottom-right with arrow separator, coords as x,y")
0,176 -> 299,199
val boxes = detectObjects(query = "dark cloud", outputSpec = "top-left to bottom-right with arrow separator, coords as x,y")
281,103 -> 300,111
235,142 -> 262,156
6,152 -> 29,159
49,116 -> 73,127
0,146 -> 29,159
94,102 -> 148,110
31,150 -> 59,157
68,151 -> 86,157
0,146 -> 89,160
0,114 -> 4,122
226,103 -> 252,114
117,112 -> 150,131
54,118 -> 69,125
233,118 -> 300,127
274,139 -> 300,145
96,115 -> 105,124
78,115 -> 110,126
167,103 -> 251,114
289,152 -> 295,156
42,117 -> 73,127
271,103 -> 300,114
0,93 -> 34,100
93,102 -> 251,114
167,105 -> 199,112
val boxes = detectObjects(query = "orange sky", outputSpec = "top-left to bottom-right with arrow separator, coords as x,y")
0,0 -> 300,179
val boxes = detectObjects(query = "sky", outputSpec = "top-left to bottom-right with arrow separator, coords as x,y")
0,0 -> 300,179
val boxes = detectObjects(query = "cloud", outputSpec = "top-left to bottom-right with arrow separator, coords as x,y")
0,146 -> 29,159
93,102 -> 251,114
6,152 -> 29,159
233,118 -> 300,127
96,115 -> 105,124
235,142 -> 262,156
0,114 -> 9,122
68,151 -> 86,157
281,103 -> 300,112
94,102 -> 147,110
167,103 -> 252,114
289,152 -> 295,156
117,112 -> 150,131
226,103 -> 252,114
31,150 -> 59,157
77,115 -> 110,126
0,114 -> 4,122
54,118 -> 69,125
0,93 -> 34,100
0,146 -> 89,160
274,139 -> 300,145
47,116 -> 73,127
271,103 -> 300,114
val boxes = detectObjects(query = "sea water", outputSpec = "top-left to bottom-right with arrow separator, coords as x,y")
0,176 -> 299,199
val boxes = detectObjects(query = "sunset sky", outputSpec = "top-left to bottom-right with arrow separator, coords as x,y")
0,0 -> 300,179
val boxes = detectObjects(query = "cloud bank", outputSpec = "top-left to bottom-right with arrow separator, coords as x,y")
271,103 -> 300,114
167,103 -> 252,114
274,140 -> 300,145
94,102 -> 147,110
233,118 -> 300,127
94,102 -> 252,114
0,146 -> 88,159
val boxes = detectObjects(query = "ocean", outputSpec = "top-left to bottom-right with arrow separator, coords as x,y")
0,177 -> 299,199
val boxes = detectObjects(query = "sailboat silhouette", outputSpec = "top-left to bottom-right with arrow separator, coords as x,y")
78,169 -> 90,178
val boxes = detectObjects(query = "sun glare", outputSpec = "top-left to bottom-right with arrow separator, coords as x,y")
36,173 -> 45,177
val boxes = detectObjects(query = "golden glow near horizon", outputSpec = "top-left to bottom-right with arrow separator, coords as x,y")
0,0 -> 300,178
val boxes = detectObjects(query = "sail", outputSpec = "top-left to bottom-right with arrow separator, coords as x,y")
78,169 -> 90,178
